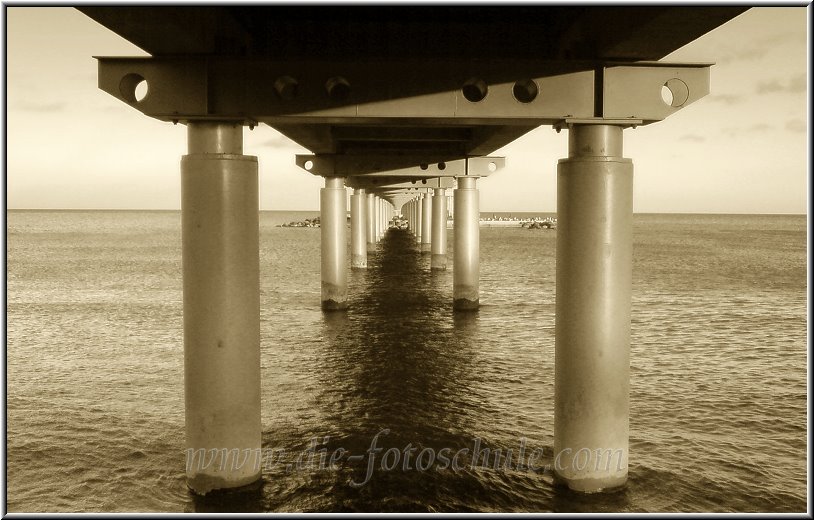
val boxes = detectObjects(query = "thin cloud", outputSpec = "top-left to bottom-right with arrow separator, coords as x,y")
718,30 -> 803,64
757,80 -> 784,94
722,123 -> 773,137
679,134 -> 706,143
718,46 -> 768,64
707,94 -> 743,105
16,101 -> 67,112
788,74 -> 806,92
756,74 -> 807,94
748,123 -> 772,132
785,118 -> 806,133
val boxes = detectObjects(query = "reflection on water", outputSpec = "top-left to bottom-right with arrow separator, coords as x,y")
192,229 -> 632,512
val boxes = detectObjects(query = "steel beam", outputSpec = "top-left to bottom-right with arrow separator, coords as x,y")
296,155 -> 504,178
97,57 -> 709,128
346,176 -> 455,190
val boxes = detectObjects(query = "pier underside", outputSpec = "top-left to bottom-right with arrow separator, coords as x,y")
78,5 -> 748,496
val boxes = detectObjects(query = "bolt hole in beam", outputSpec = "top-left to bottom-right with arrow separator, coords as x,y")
304,160 -> 314,171
325,76 -> 351,102
661,78 -> 690,107
119,73 -> 149,103
488,162 -> 498,172
462,78 -> 488,103
420,164 -> 429,170
512,79 -> 539,103
438,162 -> 446,170
274,76 -> 299,100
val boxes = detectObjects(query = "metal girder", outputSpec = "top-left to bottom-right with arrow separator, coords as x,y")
79,7 -> 748,62
96,57 -> 709,127
295,155 -> 505,178
346,177 -> 456,190
602,63 -> 709,121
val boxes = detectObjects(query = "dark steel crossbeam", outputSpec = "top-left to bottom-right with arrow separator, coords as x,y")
81,6 -> 740,173
78,6 -> 748,61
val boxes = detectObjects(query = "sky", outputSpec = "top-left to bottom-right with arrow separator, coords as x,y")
2,6 -> 810,213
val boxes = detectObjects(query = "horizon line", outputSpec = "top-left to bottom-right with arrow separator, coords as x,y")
4,208 -> 808,217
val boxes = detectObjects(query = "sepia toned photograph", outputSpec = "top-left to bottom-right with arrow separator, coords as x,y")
2,3 -> 809,514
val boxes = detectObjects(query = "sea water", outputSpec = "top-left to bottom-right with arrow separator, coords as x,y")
5,211 -> 807,512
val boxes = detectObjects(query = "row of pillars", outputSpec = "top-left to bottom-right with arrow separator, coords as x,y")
182,121 -> 632,495
401,179 -> 479,309
325,183 -> 395,310
326,178 -> 480,311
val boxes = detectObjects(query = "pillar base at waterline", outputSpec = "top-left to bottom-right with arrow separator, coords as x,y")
431,254 -> 447,270
453,298 -> 479,310
552,468 -> 628,494
420,243 -> 432,254
352,254 -> 368,269
187,471 -> 263,496
453,286 -> 479,311
321,283 -> 348,311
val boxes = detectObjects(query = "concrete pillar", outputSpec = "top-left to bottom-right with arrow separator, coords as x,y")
431,188 -> 447,270
366,193 -> 376,251
351,188 -> 367,269
554,124 -> 632,493
374,197 -> 381,242
408,198 -> 413,237
412,199 -> 417,235
321,177 -> 348,310
378,199 -> 384,240
182,122 -> 261,494
453,177 -> 479,310
421,190 -> 432,253
415,195 -> 423,244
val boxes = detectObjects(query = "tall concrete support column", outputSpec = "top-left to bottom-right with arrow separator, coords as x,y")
321,177 -> 348,310
431,188 -> 448,270
554,124 -> 632,493
421,191 -> 432,253
416,195 -> 424,245
374,197 -> 381,242
453,177 -> 479,310
407,199 -> 415,236
182,122 -> 261,494
366,193 -> 376,251
351,188 -> 367,269
411,199 -> 417,235
378,200 -> 385,240
405,201 -> 411,233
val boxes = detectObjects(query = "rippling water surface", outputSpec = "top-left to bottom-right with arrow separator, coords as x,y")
5,211 -> 807,512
